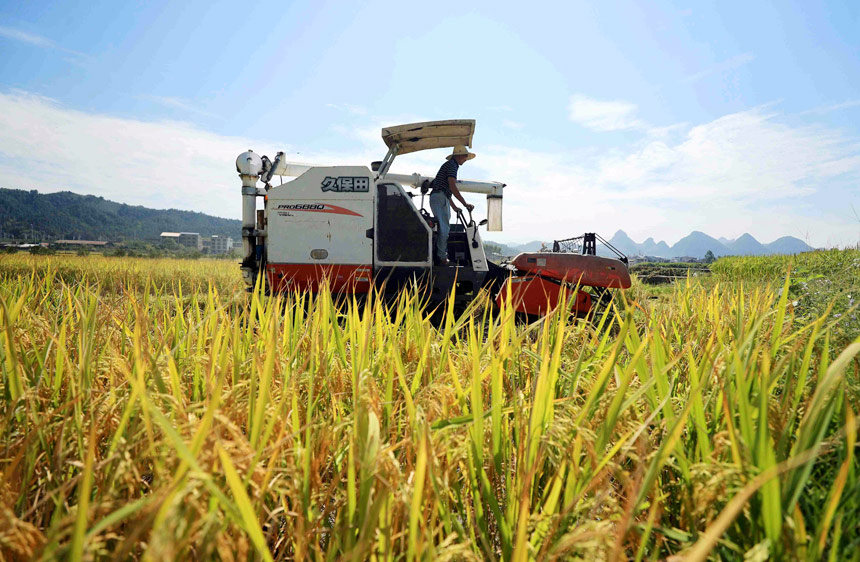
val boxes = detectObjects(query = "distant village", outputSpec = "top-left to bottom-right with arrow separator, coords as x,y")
2,232 -> 236,256
157,232 -> 235,254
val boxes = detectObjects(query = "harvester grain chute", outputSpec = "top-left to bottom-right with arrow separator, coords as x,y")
235,119 -> 630,317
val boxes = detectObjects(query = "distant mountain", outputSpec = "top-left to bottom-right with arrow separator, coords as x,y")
518,240 -> 549,252
670,231 -> 729,258
483,241 -> 524,258
726,233 -> 768,256
0,188 -> 240,241
640,237 -> 658,254
608,230 -> 640,256
766,236 -> 814,254
638,236 -> 672,257
609,230 -> 812,259
486,230 -> 813,260
653,241 -> 672,256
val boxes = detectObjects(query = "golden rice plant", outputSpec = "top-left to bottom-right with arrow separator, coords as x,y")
1,254 -> 858,560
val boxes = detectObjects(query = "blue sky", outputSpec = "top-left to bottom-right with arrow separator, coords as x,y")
1,0 -> 859,246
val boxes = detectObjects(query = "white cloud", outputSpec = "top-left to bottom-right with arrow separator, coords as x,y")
682,52 -> 755,84
1,91 -> 858,248
796,99 -> 860,116
568,95 -> 644,132
501,119 -> 524,130
139,95 -> 221,120
0,91 -> 272,218
474,107 -> 860,247
325,103 -> 368,116
0,25 -> 88,59
0,25 -> 54,48
594,108 -> 859,202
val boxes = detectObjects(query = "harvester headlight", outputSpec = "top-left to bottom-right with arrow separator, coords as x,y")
236,150 -> 263,176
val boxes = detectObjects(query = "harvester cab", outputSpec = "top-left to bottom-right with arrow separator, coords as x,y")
236,119 -> 631,317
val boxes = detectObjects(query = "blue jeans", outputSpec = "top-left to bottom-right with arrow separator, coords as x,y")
429,191 -> 450,262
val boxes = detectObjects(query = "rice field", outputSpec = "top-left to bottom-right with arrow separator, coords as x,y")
1,253 -> 858,560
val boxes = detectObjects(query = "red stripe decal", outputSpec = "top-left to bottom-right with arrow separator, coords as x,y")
276,204 -> 362,217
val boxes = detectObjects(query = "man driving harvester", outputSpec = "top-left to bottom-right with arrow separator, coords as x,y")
429,145 -> 476,265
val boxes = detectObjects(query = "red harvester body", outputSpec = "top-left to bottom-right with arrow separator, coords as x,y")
494,250 -> 631,316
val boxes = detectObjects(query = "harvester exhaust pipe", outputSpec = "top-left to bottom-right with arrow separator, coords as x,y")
236,150 -> 262,286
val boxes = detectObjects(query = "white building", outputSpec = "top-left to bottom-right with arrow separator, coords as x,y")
161,232 -> 202,250
202,235 -> 234,255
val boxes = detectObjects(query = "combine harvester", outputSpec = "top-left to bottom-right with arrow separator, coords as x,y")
235,119 -> 631,318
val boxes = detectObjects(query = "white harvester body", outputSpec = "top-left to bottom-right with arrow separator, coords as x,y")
238,120 -> 503,301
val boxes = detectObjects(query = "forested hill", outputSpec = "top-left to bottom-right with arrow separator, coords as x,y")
0,188 -> 241,241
